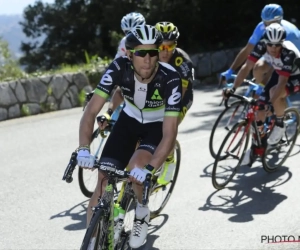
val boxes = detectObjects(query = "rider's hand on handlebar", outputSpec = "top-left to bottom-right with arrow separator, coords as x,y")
129,165 -> 153,185
222,87 -> 236,99
97,113 -> 111,131
221,68 -> 234,81
77,148 -> 95,170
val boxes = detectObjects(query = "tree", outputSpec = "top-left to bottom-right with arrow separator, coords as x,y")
0,37 -> 24,81
19,0 -> 300,72
19,0 -> 141,72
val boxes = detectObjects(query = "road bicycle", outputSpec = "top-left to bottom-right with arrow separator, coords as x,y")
209,74 -> 293,159
211,92 -> 300,190
62,138 -> 181,249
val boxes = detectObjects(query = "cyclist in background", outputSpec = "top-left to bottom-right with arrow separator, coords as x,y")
155,21 -> 194,183
224,23 -> 300,165
114,12 -> 146,59
221,4 -> 300,85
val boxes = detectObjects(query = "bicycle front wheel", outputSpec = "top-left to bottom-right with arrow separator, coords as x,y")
212,121 -> 250,190
263,107 -> 300,172
148,140 -> 181,219
78,128 -> 110,198
80,207 -> 107,250
209,100 -> 247,159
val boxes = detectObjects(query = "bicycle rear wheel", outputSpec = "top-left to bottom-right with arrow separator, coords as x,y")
212,121 -> 250,190
209,100 -> 247,159
263,107 -> 300,172
148,140 -> 181,219
78,128 -> 110,198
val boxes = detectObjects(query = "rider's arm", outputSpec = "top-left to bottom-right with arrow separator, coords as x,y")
230,44 -> 255,71
108,87 -> 124,112
270,50 -> 296,102
181,61 -> 194,98
230,22 -> 264,71
148,73 -> 182,169
79,58 -> 121,146
233,40 -> 267,89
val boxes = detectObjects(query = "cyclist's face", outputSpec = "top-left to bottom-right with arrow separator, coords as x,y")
159,41 -> 176,63
129,44 -> 159,79
266,43 -> 282,57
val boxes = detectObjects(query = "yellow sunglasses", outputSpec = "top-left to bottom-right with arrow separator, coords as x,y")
159,44 -> 177,51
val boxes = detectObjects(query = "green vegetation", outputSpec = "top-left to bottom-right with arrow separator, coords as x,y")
0,41 -> 111,87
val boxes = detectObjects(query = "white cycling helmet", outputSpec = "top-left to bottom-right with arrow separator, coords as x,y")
125,24 -> 163,49
121,12 -> 145,33
264,23 -> 286,43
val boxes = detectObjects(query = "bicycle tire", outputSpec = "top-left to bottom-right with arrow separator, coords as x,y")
149,140 -> 181,219
209,100 -> 246,159
80,207 -> 106,250
262,107 -> 300,173
78,128 -> 103,198
212,121 -> 250,190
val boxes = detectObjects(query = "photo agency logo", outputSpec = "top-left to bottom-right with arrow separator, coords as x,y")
261,235 -> 300,244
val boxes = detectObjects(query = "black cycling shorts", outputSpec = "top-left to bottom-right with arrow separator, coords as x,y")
258,71 -> 300,104
99,111 -> 163,170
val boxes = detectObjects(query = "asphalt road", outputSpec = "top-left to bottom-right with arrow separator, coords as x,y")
1,84 -> 300,250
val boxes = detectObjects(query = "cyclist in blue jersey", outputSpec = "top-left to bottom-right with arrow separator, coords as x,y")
221,4 -> 300,85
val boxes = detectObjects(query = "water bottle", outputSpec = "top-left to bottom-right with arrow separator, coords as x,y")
113,203 -> 120,224
114,204 -> 125,242
157,157 -> 175,185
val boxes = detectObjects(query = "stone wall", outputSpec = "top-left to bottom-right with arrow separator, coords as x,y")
0,46 -> 242,122
191,47 -> 242,85
0,72 -> 93,121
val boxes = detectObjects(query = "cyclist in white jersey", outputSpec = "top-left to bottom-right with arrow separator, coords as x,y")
221,4 -> 300,85
114,12 -> 146,59
224,23 -> 300,165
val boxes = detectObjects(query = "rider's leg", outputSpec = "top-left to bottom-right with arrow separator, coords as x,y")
267,76 -> 295,144
252,58 -> 273,85
127,121 -> 164,248
87,111 -> 138,227
241,72 -> 278,165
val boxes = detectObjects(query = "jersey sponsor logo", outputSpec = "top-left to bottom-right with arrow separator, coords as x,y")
123,94 -> 133,101
138,87 -> 147,92
100,69 -> 114,85
283,65 -> 292,71
175,56 -> 183,66
191,68 -> 195,80
151,89 -> 162,100
145,99 -> 164,108
113,61 -> 120,70
121,86 -> 130,91
154,83 -> 161,88
168,86 -> 181,105
167,78 -> 180,84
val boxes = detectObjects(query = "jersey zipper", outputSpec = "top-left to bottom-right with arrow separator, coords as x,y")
139,109 -> 144,123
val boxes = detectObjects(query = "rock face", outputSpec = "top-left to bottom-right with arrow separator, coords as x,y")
0,46 -> 242,121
